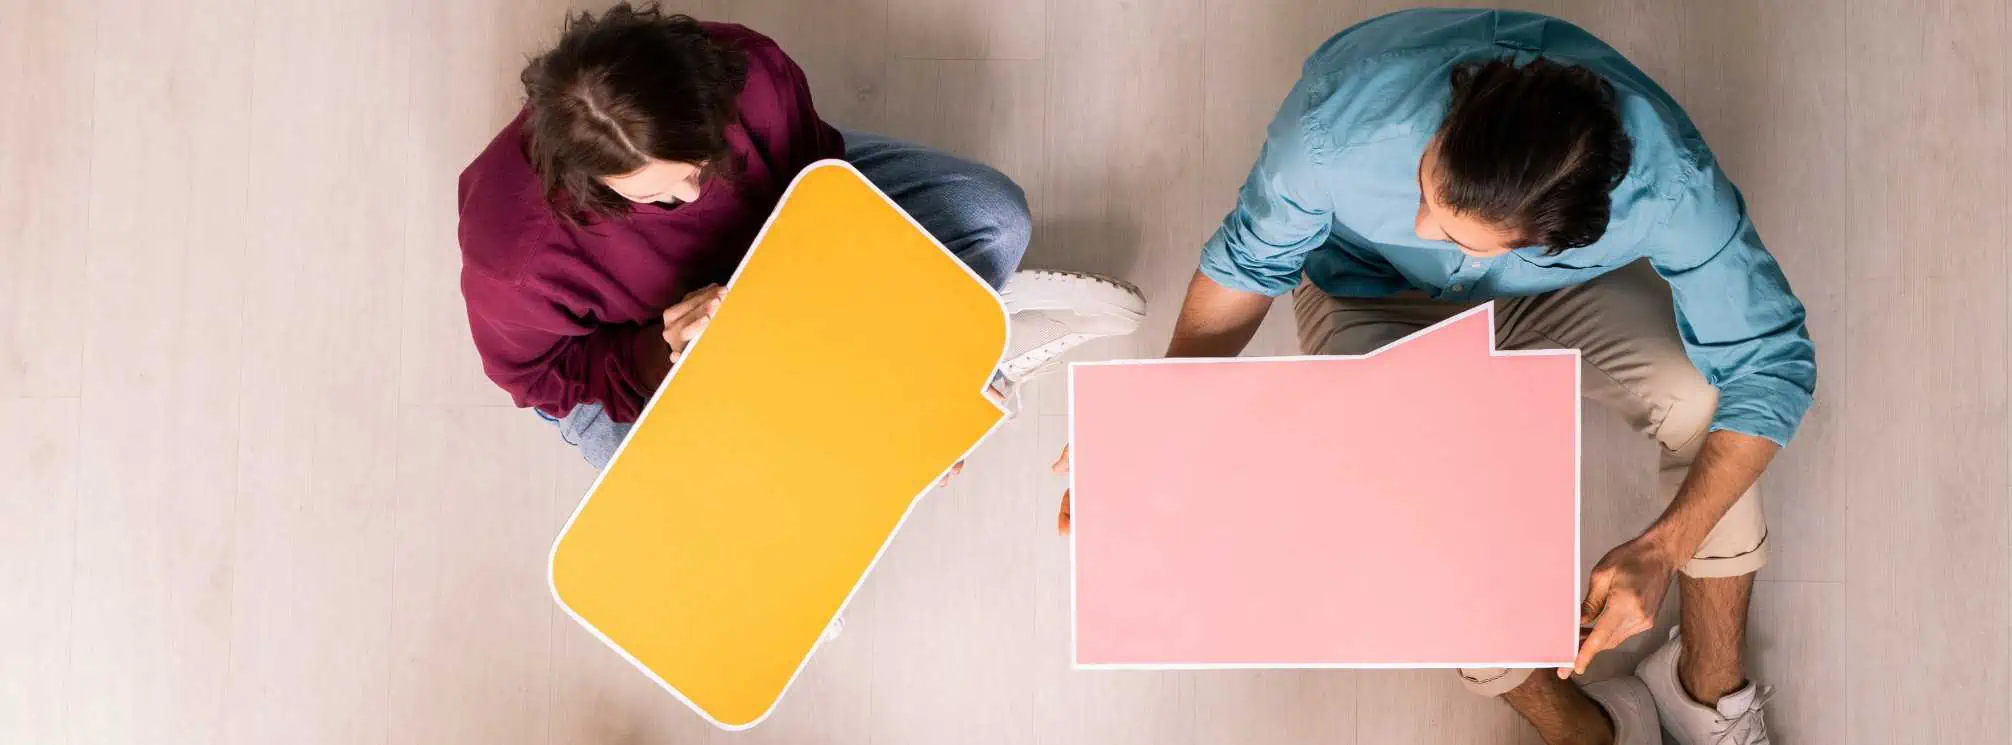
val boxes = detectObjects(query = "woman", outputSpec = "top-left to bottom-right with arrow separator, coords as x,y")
458,3 -> 1143,468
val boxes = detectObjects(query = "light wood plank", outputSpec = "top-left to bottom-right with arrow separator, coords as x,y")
0,0 -> 94,397
1189,671 -> 1357,745
64,0 -> 255,740
1747,580 -> 1846,744
388,407 -> 558,745
888,0 -> 1043,61
0,398 -> 80,744
1844,0 -> 2011,740
215,1 -> 415,741
717,0 -> 891,131
1841,275 -> 2011,741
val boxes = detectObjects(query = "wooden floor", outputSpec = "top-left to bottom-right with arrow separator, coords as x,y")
2,0 -> 2004,743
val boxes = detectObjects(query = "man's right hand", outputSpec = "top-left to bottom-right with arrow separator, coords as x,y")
663,283 -> 726,363
1052,445 -> 1072,535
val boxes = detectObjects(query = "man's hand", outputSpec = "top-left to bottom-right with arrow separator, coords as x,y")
663,284 -> 726,363
1564,536 -> 1679,678
1563,431 -> 1777,678
1052,445 -> 1071,535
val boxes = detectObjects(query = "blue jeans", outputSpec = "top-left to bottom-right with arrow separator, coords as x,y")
544,132 -> 1032,469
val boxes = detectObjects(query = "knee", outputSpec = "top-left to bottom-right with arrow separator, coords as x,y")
1652,373 -> 1721,457
966,166 -> 1031,256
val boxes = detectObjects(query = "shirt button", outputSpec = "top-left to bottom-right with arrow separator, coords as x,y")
1469,262 -> 1483,268
1451,284 -> 1465,292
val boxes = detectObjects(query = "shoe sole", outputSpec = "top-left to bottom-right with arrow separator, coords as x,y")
1006,269 -> 1148,318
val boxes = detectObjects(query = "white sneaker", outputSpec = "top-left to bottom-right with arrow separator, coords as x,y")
1637,626 -> 1775,744
996,269 -> 1147,383
1580,676 -> 1665,745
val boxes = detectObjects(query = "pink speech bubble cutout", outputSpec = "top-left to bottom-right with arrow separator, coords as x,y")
1069,302 -> 1580,669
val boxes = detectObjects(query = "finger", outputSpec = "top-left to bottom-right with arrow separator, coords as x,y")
661,285 -> 725,326
670,315 -> 714,349
661,287 -> 714,324
1580,569 -> 1615,626
1056,489 -> 1071,535
1566,612 -> 1631,678
1051,445 -> 1071,474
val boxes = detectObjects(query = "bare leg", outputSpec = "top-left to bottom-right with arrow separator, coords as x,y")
1500,671 -> 1615,745
1676,571 -> 1754,705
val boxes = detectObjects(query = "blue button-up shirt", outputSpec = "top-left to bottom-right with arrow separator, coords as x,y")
1201,9 -> 1816,445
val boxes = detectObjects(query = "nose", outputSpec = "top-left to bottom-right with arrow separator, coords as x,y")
1414,203 -> 1439,242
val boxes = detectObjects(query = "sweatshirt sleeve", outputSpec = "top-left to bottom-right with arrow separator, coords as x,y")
461,262 -> 668,423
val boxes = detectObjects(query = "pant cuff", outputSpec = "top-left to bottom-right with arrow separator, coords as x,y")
1457,667 -> 1534,697
1680,531 -> 1770,579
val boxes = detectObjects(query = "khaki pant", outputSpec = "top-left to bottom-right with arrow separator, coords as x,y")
1290,262 -> 1768,697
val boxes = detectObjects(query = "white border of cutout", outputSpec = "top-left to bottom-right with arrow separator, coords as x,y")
546,160 -> 1014,730
1067,301 -> 1583,671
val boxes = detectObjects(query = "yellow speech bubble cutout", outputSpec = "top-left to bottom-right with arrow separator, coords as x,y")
548,161 -> 1009,730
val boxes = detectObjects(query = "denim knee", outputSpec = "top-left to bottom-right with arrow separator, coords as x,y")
967,166 -> 1032,269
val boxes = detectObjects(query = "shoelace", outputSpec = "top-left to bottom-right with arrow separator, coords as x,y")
1000,332 -> 1094,379
1715,685 -> 1774,745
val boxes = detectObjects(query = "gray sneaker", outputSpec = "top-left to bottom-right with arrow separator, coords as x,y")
1581,676 -> 1666,745
1636,626 -> 1774,744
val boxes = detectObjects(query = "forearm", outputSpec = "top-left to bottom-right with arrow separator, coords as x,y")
1639,430 -> 1779,561
1163,271 -> 1273,358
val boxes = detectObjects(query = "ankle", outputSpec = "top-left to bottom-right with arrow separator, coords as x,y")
1562,708 -> 1615,745
1504,676 -> 1615,745
1677,655 -> 1746,706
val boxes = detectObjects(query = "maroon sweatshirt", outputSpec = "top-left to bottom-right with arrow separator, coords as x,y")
456,23 -> 842,422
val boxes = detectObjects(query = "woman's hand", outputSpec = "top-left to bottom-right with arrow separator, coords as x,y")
662,284 -> 726,363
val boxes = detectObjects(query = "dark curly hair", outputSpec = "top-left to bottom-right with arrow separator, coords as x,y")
519,3 -> 749,223
1433,57 -> 1633,255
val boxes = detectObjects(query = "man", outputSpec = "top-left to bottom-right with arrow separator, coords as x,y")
458,3 -> 1145,469
1066,9 -> 1808,745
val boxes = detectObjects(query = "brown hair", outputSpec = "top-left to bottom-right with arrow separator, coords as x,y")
1434,57 -> 1632,254
519,3 -> 749,222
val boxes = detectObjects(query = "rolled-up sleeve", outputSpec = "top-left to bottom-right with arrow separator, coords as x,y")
1200,81 -> 1335,297
1650,163 -> 1817,446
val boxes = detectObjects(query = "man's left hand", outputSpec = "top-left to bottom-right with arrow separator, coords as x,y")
1563,535 -> 1679,678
